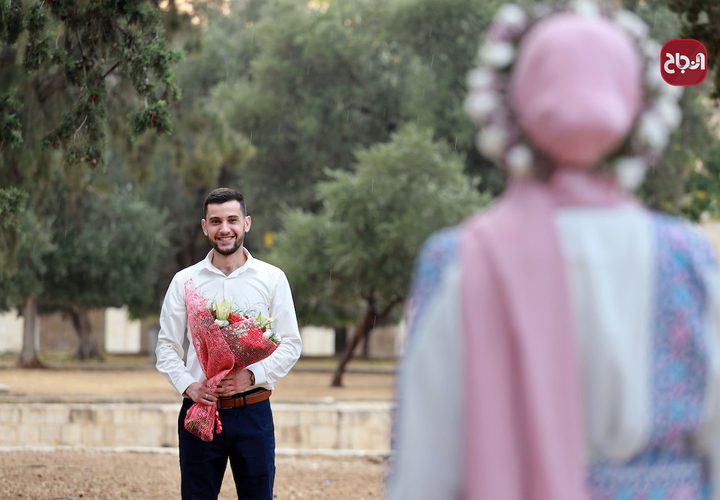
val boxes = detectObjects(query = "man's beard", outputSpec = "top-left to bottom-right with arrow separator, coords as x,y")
212,234 -> 244,256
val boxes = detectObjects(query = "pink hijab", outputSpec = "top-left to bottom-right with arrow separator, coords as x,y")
462,13 -> 642,500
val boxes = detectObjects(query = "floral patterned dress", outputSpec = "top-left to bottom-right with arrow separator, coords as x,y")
388,208 -> 720,500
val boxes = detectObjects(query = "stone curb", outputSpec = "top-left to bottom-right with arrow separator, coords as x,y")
0,401 -> 393,452
0,445 -> 390,458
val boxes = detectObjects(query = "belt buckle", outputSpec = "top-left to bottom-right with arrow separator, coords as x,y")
219,393 -> 245,410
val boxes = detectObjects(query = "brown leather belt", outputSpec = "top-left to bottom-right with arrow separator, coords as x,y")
217,389 -> 271,410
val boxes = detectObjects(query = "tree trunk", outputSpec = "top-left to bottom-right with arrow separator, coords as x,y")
330,295 -> 404,387
361,326 -> 372,358
70,306 -> 104,361
334,326 -> 348,354
18,295 -> 45,368
331,300 -> 376,387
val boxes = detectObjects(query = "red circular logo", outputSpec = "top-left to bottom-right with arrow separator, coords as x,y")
661,39 -> 708,87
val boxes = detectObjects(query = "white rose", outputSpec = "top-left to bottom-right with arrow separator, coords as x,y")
494,4 -> 527,30
654,96 -> 682,128
480,42 -> 515,69
476,126 -> 507,159
615,157 -> 648,191
262,330 -> 272,339
466,68 -> 494,90
506,144 -> 533,178
613,10 -> 648,39
214,319 -> 229,328
645,64 -> 665,91
642,39 -> 661,59
464,92 -> 500,122
571,0 -> 599,18
637,111 -> 670,151
660,81 -> 684,100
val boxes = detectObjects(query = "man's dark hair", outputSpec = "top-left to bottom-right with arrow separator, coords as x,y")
203,188 -> 247,217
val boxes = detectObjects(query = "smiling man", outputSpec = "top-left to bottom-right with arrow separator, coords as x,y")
156,187 -> 302,500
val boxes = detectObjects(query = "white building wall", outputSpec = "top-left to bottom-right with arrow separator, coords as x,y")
105,308 -> 141,354
0,311 -> 23,353
299,326 -> 335,356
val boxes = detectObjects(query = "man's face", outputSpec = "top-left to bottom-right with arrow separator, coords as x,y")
201,201 -> 252,256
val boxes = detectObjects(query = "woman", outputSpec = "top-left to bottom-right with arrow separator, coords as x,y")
388,2 -> 720,499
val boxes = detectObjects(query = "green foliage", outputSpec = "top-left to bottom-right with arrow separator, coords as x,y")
0,185 -> 23,217
270,125 -> 488,325
0,197 -> 55,310
130,99 -> 173,136
41,186 -> 171,315
387,0 -> 505,194
0,0 -> 183,327
664,0 -> 720,100
118,13 -> 258,298
0,0 -> 24,45
681,142 -> 720,221
0,95 -> 21,149
388,0 -> 499,151
639,87 -> 715,216
629,1 -> 720,218
0,0 -> 181,165
214,0 -> 407,228
0,186 -> 25,277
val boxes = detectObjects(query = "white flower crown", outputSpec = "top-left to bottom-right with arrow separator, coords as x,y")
463,0 -> 683,190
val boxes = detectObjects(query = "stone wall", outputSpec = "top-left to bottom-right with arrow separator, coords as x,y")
0,401 -> 392,455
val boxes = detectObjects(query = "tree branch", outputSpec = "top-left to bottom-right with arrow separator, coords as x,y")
74,28 -> 88,83
102,60 -> 123,80
378,296 -> 403,320
72,115 -> 88,141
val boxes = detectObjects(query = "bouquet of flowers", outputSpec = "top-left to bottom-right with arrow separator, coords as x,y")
183,280 -> 281,441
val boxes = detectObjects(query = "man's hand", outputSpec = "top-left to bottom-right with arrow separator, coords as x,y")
184,381 -> 217,406
216,369 -> 254,397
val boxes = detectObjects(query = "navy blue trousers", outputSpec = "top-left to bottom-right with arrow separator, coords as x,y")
178,397 -> 275,500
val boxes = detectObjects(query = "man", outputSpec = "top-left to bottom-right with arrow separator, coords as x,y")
156,187 -> 302,500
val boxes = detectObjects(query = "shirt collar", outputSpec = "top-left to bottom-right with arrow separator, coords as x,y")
201,247 -> 254,277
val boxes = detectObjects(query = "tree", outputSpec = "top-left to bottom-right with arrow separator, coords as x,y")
663,0 -> 720,101
0,188 -> 53,367
270,125 -> 488,386
211,0 -> 416,229
0,0 -> 180,164
681,141 -> 720,221
0,1 -> 180,365
626,1 -> 720,218
38,186 -> 171,359
116,4 -> 258,312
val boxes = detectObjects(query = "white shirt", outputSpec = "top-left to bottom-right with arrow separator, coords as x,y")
388,206 -> 720,500
155,249 -> 302,395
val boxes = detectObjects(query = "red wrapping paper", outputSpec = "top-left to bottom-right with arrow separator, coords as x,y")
183,280 -> 280,441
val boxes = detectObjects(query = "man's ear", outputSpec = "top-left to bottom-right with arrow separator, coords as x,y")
244,215 -> 252,232
201,219 -> 208,236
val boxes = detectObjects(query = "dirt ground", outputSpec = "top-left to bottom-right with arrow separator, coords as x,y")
0,363 -> 395,499
0,451 -> 387,499
0,366 -> 395,403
